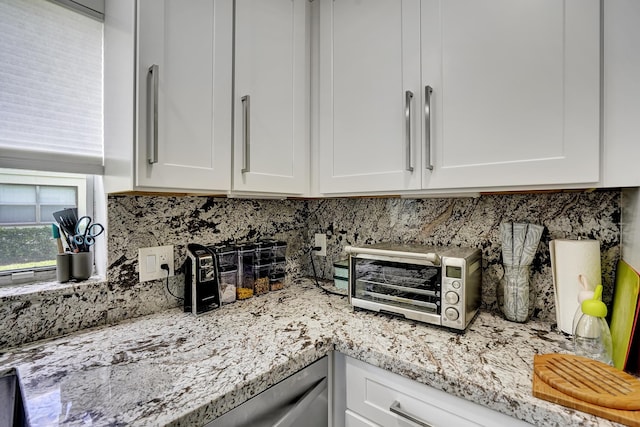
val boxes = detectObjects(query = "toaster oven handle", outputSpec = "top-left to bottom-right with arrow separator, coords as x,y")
344,246 -> 440,265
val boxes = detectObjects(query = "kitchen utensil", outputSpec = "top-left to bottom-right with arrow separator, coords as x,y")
610,260 -> 640,370
52,208 -> 78,237
534,353 -> 640,410
72,216 -> 104,251
52,224 -> 64,254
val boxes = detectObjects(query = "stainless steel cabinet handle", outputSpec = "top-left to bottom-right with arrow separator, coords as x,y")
147,64 -> 159,165
390,400 -> 434,427
273,378 -> 327,427
405,90 -> 414,172
424,85 -> 433,171
241,95 -> 251,173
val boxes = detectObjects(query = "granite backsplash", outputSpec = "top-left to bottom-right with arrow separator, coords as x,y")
0,189 -> 621,349
305,191 -> 621,321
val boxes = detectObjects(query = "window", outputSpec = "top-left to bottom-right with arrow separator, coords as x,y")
0,0 -> 103,284
0,169 -> 90,282
0,0 -> 104,175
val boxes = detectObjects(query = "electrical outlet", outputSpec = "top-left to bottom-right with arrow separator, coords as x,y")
138,245 -> 174,282
314,233 -> 327,256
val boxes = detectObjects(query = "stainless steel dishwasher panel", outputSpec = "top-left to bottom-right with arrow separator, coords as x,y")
0,368 -> 28,427
205,356 -> 328,427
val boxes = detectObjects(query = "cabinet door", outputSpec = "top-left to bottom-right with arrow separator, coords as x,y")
602,0 -> 640,187
136,0 -> 232,191
345,410 -> 379,427
345,355 -> 530,427
318,0 -> 422,194
422,0 -> 600,190
233,0 -> 309,194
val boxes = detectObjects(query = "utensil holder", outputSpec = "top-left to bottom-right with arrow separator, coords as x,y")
71,251 -> 93,281
497,264 -> 534,322
56,253 -> 70,283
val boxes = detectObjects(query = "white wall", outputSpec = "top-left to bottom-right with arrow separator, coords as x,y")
622,188 -> 640,271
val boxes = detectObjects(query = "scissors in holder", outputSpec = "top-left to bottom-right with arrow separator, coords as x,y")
73,216 -> 105,252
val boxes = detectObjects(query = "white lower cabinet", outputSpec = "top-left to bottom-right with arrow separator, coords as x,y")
340,354 -> 531,427
345,409 -> 378,427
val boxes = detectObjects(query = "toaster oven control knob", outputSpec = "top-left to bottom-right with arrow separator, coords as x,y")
445,307 -> 459,321
445,291 -> 459,304
452,280 -> 461,289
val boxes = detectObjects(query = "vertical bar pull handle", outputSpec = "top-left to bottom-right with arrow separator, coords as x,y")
390,401 -> 434,427
241,95 -> 250,173
405,90 -> 414,172
424,85 -> 433,171
147,64 -> 159,165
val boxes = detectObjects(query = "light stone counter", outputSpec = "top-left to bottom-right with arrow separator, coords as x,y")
0,279 -> 618,426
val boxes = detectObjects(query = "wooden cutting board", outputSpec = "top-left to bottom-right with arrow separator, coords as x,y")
534,354 -> 640,409
533,354 -> 640,426
533,373 -> 640,426
610,260 -> 640,370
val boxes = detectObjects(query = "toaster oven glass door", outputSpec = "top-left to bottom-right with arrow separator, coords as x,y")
351,258 -> 442,315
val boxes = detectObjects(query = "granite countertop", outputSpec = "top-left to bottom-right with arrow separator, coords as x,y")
0,279 -> 618,427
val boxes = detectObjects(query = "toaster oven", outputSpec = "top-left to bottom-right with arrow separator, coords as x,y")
345,244 -> 482,330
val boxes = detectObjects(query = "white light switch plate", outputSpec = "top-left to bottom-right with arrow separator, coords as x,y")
138,245 -> 174,282
314,233 -> 327,256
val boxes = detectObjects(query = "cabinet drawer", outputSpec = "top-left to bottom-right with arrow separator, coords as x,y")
345,356 -> 530,427
345,409 -> 379,427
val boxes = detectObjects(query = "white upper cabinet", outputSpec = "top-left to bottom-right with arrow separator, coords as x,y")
104,0 -> 232,194
318,0 -> 601,195
602,0 -> 640,187
233,0 -> 310,195
423,0 -> 600,190
318,0 -> 422,194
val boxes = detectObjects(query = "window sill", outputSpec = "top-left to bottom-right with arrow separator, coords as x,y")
0,276 -> 107,301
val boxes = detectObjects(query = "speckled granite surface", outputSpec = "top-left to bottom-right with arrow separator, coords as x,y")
0,278 -> 109,349
0,280 -> 619,427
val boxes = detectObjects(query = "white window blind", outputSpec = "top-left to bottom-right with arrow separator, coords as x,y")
0,0 -> 104,175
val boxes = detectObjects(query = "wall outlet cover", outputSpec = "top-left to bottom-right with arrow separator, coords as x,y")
138,245 -> 174,282
314,233 -> 327,257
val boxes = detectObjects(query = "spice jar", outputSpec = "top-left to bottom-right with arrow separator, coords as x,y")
253,261 -> 271,295
235,242 -> 255,300
218,265 -> 237,304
